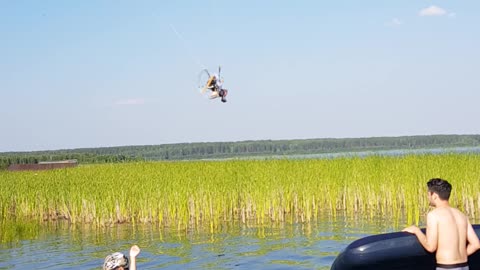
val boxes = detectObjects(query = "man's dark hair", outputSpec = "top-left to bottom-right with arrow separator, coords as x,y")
427,178 -> 452,200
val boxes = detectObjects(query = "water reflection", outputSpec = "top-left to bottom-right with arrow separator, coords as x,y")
0,212 -> 428,269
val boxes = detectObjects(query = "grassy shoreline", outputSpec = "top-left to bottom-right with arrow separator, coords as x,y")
2,154 -> 480,232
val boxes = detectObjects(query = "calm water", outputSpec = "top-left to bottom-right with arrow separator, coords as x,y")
215,146 -> 480,161
0,213 -> 408,269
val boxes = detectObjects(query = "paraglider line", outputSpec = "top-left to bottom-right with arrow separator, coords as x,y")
169,23 -> 207,69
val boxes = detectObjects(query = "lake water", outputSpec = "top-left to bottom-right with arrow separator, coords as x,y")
0,213 -> 409,269
230,146 -> 480,161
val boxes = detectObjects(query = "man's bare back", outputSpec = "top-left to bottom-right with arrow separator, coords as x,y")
432,206 -> 468,264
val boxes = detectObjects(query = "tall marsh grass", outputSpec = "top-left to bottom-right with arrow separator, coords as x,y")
1,154 -> 479,231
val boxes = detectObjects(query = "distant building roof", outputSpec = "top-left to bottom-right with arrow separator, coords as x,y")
8,160 -> 78,171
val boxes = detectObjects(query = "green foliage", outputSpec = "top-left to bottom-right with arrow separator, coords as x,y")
1,153 -> 479,234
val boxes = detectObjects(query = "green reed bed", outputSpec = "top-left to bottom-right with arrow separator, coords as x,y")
1,154 -> 480,231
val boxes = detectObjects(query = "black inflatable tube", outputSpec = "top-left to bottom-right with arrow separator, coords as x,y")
331,224 -> 480,270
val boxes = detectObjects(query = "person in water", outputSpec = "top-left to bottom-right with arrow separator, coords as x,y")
103,245 -> 140,270
403,178 -> 480,270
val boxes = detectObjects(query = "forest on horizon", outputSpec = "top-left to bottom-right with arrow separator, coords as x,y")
1,134 -> 480,170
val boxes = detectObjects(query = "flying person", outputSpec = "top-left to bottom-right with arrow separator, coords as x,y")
201,67 -> 228,103
170,25 -> 229,103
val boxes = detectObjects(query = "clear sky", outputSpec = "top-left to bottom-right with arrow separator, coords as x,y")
1,1 -> 479,152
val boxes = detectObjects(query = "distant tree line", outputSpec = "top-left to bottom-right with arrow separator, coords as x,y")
1,134 -> 480,170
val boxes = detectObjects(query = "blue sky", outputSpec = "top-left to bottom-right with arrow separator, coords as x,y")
1,1 -> 479,152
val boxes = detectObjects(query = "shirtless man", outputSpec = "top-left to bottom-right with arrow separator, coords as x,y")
403,178 -> 480,270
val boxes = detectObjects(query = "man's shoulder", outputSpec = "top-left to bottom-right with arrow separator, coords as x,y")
430,207 -> 467,219
428,207 -> 448,217
427,209 -> 440,219
429,208 -> 442,214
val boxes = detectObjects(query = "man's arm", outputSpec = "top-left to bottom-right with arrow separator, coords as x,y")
467,220 -> 480,256
402,212 -> 438,253
129,245 -> 140,270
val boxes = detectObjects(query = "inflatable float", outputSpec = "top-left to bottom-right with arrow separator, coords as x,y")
331,224 -> 480,270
